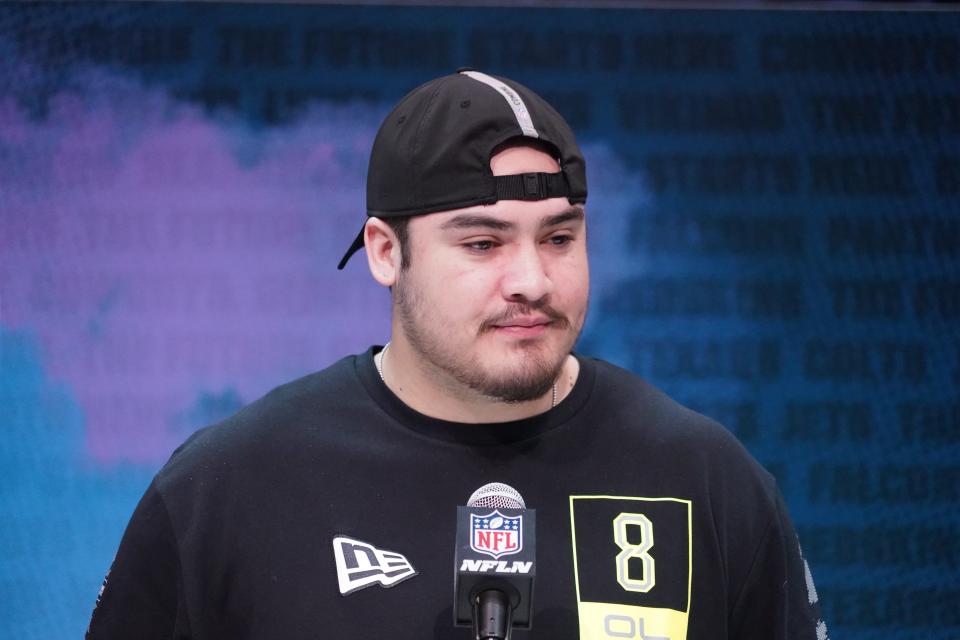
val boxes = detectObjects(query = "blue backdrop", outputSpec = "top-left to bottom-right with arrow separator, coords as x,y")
1,3 -> 958,638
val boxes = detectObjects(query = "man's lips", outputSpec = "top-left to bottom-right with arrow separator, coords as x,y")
481,307 -> 569,336
494,316 -> 552,329
491,317 -> 552,337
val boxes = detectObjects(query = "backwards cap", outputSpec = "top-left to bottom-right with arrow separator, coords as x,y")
337,69 -> 588,269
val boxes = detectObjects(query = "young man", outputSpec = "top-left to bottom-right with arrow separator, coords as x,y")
88,70 -> 826,639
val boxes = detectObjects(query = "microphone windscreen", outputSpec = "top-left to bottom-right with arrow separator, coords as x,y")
467,482 -> 525,509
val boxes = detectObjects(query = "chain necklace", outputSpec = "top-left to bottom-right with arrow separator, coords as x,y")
375,343 -> 558,409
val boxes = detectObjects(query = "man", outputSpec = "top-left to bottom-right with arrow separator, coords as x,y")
88,70 -> 826,639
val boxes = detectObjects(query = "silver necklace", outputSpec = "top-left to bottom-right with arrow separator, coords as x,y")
375,342 -> 390,381
375,342 -> 558,409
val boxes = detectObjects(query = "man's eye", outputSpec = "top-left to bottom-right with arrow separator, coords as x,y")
465,240 -> 495,251
548,235 -> 572,246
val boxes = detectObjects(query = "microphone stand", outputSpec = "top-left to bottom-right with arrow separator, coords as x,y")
472,589 -> 513,640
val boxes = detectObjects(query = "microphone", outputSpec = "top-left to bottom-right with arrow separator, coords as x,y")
454,482 -> 536,640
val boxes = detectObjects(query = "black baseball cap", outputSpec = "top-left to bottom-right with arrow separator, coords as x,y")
337,69 -> 588,269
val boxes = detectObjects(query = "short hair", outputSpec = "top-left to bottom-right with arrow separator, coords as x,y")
385,216 -> 411,270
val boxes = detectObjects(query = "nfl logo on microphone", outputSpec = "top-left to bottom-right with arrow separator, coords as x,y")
470,511 -> 522,559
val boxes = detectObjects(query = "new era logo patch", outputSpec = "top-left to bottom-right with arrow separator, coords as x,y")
332,536 -> 417,595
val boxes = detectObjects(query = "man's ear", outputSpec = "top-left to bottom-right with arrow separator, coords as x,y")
364,218 -> 400,287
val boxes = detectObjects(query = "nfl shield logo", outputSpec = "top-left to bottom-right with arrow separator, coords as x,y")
470,511 -> 523,559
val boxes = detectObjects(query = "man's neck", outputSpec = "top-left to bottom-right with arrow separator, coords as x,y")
378,337 -> 579,424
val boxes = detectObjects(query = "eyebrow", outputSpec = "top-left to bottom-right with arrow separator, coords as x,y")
439,205 -> 585,232
543,206 -> 585,228
440,214 -> 513,231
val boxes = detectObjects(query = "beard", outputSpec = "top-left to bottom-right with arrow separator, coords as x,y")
394,270 -> 578,404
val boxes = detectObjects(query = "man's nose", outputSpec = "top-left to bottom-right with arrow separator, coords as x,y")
501,244 -> 552,302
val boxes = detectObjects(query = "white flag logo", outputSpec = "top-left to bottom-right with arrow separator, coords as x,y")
332,536 -> 417,595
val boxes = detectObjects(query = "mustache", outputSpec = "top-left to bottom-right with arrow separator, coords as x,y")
479,303 -> 570,333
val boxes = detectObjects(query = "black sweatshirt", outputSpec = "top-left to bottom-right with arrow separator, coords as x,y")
87,348 -> 825,640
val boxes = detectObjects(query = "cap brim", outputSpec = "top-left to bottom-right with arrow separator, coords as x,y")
337,223 -> 366,270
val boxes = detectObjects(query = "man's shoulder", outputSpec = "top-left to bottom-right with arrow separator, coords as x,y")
584,355 -> 774,487
155,352 -> 368,487
586,356 -> 730,437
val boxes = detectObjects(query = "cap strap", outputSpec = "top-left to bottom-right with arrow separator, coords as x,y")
494,172 -> 569,201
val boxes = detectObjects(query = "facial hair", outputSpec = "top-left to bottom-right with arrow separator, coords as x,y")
394,268 -> 576,404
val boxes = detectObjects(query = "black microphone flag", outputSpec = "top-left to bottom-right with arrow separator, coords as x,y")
454,484 -> 537,637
